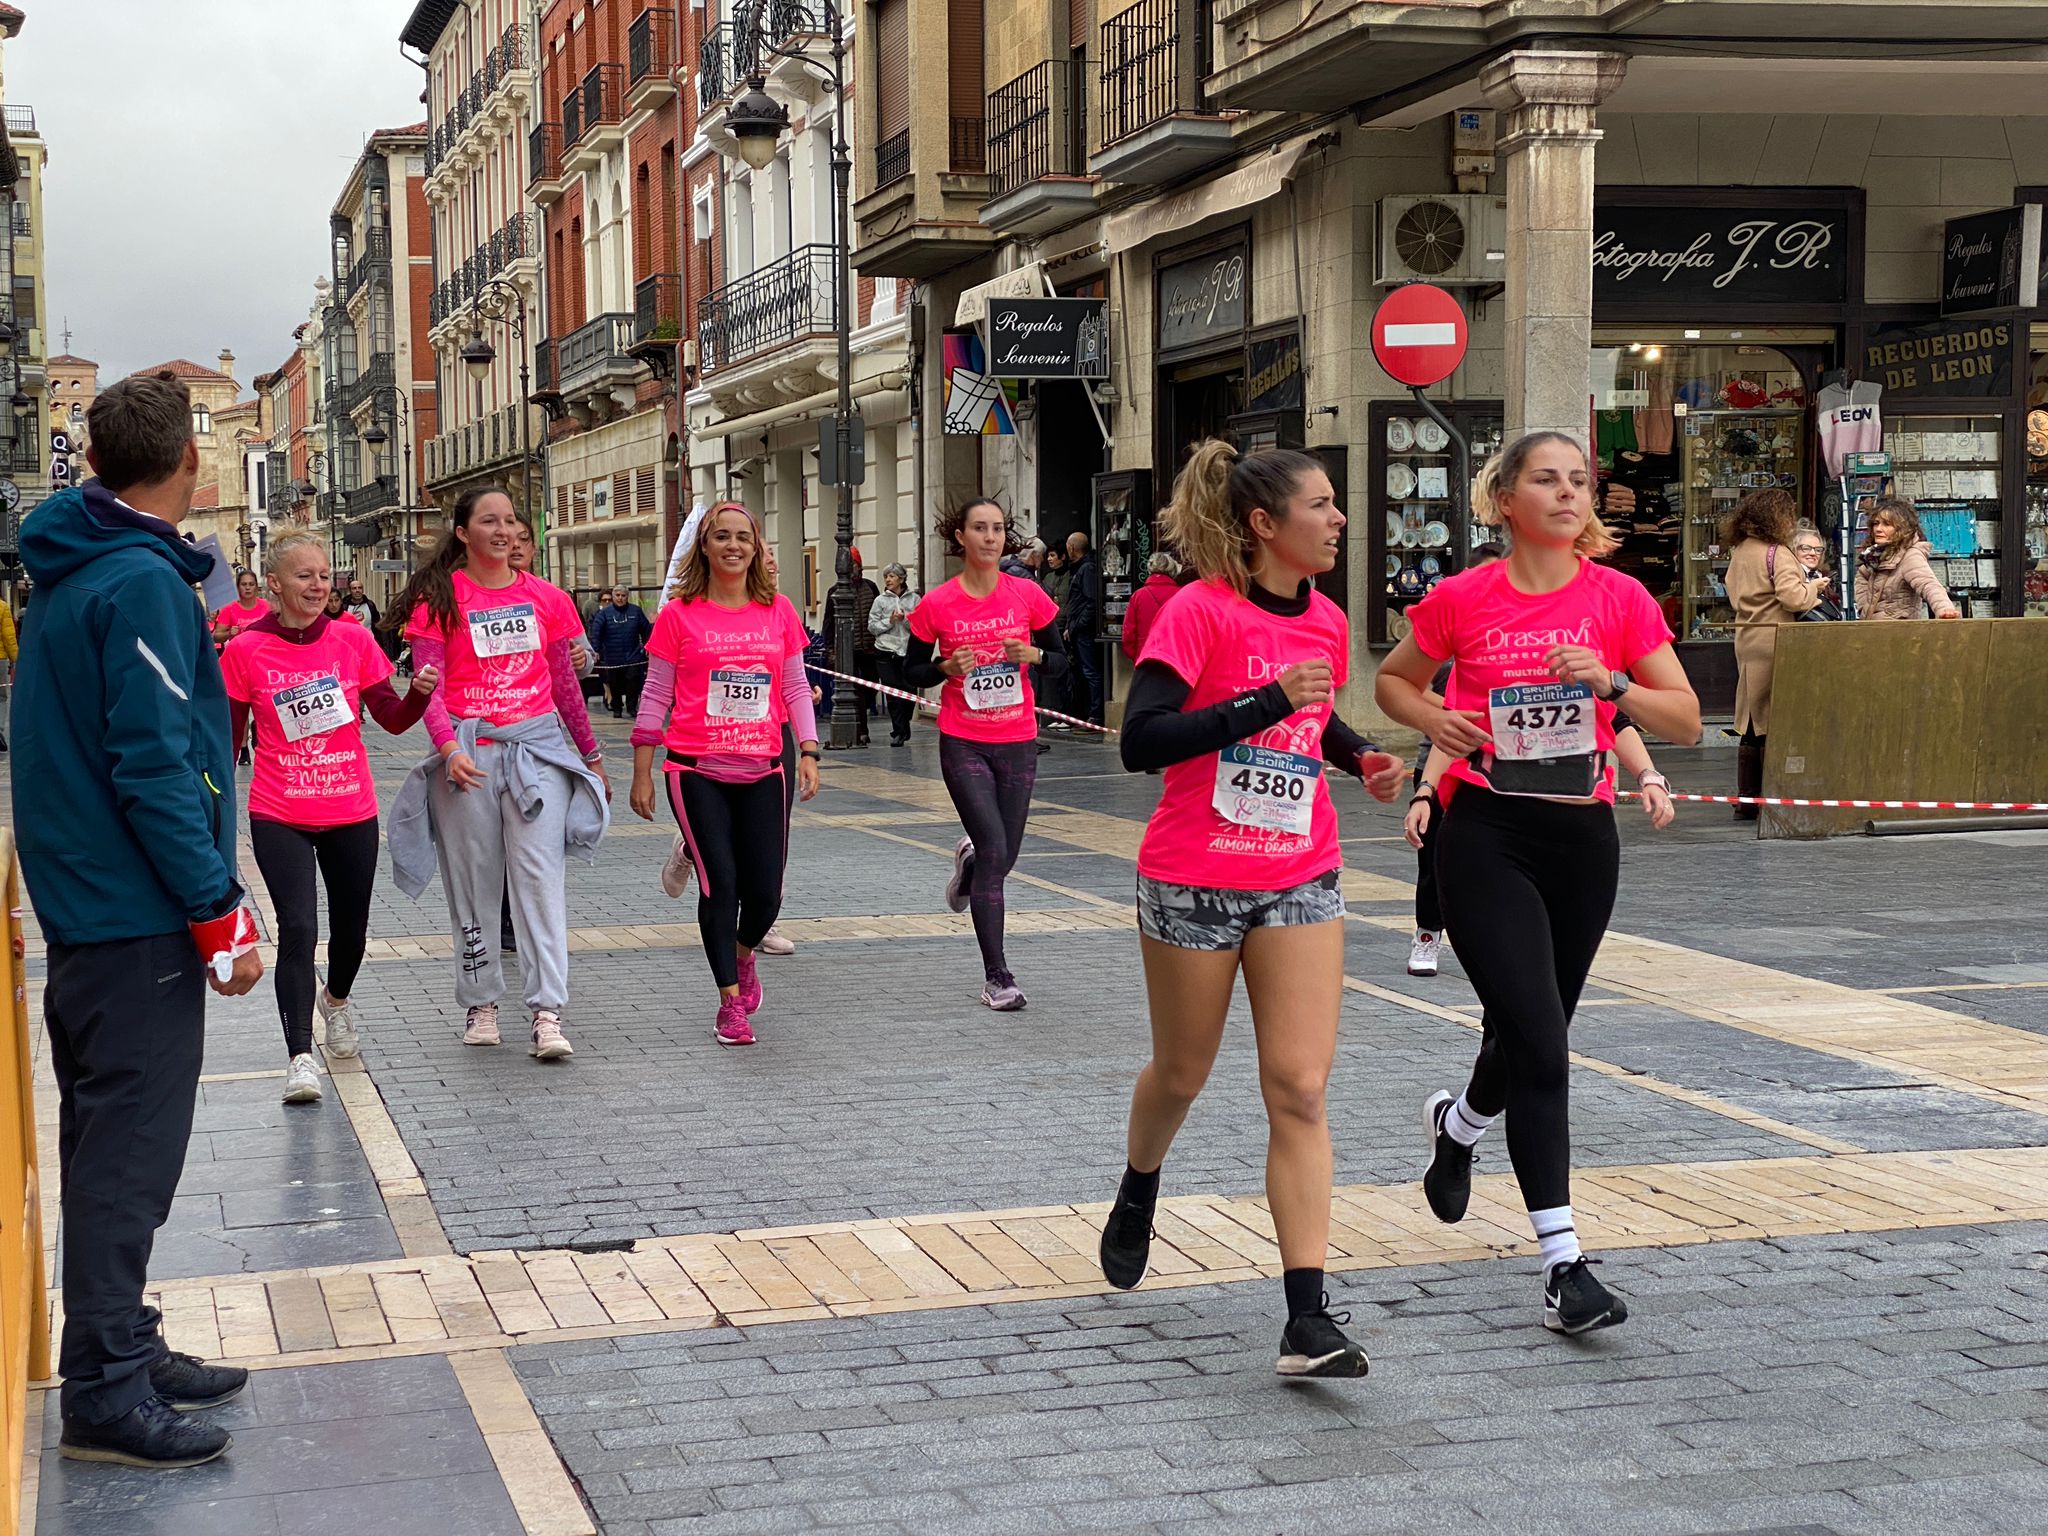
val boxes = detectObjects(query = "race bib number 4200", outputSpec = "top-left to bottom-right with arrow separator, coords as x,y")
708,667 -> 773,722
274,675 -> 351,743
964,661 -> 1022,712
1488,682 -> 1596,761
468,602 -> 539,658
1212,744 -> 1322,836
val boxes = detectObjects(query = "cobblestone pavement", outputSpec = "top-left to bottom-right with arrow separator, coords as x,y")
13,719 -> 2048,1535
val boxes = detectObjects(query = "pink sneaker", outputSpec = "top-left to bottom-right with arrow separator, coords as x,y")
714,996 -> 754,1047
736,951 -> 763,1015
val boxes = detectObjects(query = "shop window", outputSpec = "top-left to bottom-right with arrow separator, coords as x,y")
1883,414 -> 2006,618
2026,331 -> 2048,617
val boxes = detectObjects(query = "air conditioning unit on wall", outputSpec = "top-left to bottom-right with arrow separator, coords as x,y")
1375,194 -> 1508,286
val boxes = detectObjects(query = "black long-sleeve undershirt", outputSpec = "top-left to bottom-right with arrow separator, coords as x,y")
904,623 -> 1069,690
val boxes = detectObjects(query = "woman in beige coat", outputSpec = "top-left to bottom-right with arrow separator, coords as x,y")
1855,497 -> 1960,622
1723,487 -> 1819,821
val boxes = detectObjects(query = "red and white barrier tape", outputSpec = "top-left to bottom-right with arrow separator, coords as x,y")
814,666 -> 2045,812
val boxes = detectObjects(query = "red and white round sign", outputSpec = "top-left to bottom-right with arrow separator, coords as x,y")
1371,283 -> 1469,389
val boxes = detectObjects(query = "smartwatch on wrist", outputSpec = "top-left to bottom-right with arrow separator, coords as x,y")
1638,770 -> 1670,792
1411,780 -> 1437,805
800,748 -> 823,761
1606,671 -> 1632,702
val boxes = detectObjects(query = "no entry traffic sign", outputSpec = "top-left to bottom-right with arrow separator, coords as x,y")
1371,283 -> 1469,388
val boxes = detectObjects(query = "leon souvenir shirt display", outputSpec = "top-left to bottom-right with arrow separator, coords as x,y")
404,569 -> 582,727
646,593 -> 808,758
221,617 -> 395,827
1406,557 -> 1671,806
1135,579 -> 1349,891
908,573 -> 1060,743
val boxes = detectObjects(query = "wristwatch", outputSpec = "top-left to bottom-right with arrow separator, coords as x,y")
800,748 -> 823,761
1606,671 -> 1632,701
1411,780 -> 1437,805
1639,771 -> 1670,792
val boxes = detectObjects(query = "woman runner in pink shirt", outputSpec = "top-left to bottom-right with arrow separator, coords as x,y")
629,503 -> 820,1047
222,533 -> 437,1104
1098,441 -> 1405,1379
1376,431 -> 1700,1337
212,569 -> 268,645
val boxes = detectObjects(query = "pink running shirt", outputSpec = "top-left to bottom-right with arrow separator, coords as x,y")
403,569 -> 583,727
222,619 -> 395,829
646,593 -> 809,757
1135,580 -> 1350,892
908,574 -> 1060,744
215,599 -> 269,637
1405,557 -> 1672,806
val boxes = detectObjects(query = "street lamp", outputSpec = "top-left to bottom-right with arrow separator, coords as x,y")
454,278 -> 541,571
715,0 -> 860,749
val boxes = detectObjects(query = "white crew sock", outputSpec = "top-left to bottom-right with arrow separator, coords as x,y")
1444,1092 -> 1497,1148
1530,1206 -> 1581,1272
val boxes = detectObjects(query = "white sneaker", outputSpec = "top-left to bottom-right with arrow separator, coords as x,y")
1408,931 -> 1441,978
463,1004 -> 501,1047
530,1011 -> 574,1061
282,1053 -> 323,1104
317,992 -> 359,1058
661,834 -> 694,899
757,925 -> 795,956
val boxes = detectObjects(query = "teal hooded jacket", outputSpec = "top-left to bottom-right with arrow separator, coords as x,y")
10,480 -> 241,945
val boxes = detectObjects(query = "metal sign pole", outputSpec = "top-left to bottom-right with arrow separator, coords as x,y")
1410,386 -> 1471,566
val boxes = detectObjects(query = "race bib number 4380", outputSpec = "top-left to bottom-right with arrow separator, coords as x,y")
274,675 -> 351,743
1488,682 -> 1596,761
468,602 -> 539,658
1212,745 -> 1321,836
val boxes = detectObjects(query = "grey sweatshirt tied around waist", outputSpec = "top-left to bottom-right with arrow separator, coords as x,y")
387,711 -> 611,899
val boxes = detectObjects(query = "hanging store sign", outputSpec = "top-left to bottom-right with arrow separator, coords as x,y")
1592,202 -> 1850,305
1861,316 -> 2016,400
1157,247 -> 1247,353
985,298 -> 1110,380
1246,325 -> 1304,413
1941,205 -> 2042,315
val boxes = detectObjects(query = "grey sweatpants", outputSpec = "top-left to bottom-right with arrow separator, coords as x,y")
428,738 -> 572,1014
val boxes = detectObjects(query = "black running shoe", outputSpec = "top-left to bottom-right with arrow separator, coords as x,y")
1544,1257 -> 1629,1336
1421,1089 -> 1472,1225
150,1350 -> 248,1411
1276,1297 -> 1370,1378
60,1396 -> 231,1468
1098,1184 -> 1155,1290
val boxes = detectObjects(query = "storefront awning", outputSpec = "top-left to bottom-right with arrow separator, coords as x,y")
954,263 -> 1049,327
1104,138 -> 1315,256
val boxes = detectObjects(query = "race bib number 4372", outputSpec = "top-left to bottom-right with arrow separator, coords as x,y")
1488,682 -> 1596,761
469,602 -> 539,658
1212,744 -> 1321,836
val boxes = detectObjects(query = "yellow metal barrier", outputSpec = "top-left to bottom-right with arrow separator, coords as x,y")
0,831 -> 48,1533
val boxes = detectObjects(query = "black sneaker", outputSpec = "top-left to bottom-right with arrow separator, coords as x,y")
1276,1298 -> 1370,1378
1544,1257 -> 1629,1336
150,1350 -> 249,1410
60,1396 -> 231,1468
1098,1183 -> 1155,1290
1421,1090 -> 1472,1225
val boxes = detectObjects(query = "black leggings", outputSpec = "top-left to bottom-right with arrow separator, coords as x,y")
877,652 -> 916,740
667,762 -> 787,988
939,734 -> 1038,978
249,816 -> 381,1057
1433,786 -> 1619,1213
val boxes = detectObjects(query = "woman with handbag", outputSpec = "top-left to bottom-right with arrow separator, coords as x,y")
1723,488 -> 1821,821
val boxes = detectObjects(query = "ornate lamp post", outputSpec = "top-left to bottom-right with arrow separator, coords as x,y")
718,0 -> 861,749
455,277 -> 542,572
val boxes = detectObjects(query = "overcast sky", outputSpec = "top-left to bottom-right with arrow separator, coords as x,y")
12,0 -> 426,392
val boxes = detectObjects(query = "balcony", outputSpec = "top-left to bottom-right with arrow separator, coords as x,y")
341,353 -> 394,418
982,60 -> 1096,236
422,402 -> 542,491
555,313 -> 641,404
698,23 -> 743,113
761,0 -> 833,98
342,476 -> 399,522
631,273 -> 683,368
627,9 -> 677,113
347,226 -> 391,305
534,338 -> 559,400
853,114 -> 996,278
696,244 -> 836,377
564,62 -> 626,173
9,205 -> 28,240
874,131 -> 910,191
3,106 -> 35,137
1090,0 -> 1232,185
528,122 -> 566,204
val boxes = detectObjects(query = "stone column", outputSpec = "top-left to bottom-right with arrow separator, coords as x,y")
1480,50 -> 1629,446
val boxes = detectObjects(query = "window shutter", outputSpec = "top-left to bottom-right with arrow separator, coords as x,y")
875,0 -> 909,142
1068,0 -> 1089,53
612,472 -> 631,520
636,466 -> 657,518
572,483 -> 589,526
946,0 -> 983,121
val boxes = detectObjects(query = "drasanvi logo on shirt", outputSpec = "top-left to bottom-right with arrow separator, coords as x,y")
1480,618 -> 1594,653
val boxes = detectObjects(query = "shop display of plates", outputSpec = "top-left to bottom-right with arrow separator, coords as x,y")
1423,520 -> 1451,549
1386,417 -> 1415,452
1416,419 -> 1450,453
1387,463 -> 1416,499
1388,612 -> 1413,642
1385,554 -> 1401,577
1399,526 -> 1422,549
1419,555 -> 1442,578
1385,513 -> 1403,545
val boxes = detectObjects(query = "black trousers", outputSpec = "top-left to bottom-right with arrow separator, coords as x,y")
1434,785 -> 1619,1213
600,660 -> 648,718
667,763 -> 788,987
852,652 -> 880,737
45,932 -> 206,1424
876,652 -> 916,741
249,816 -> 380,1058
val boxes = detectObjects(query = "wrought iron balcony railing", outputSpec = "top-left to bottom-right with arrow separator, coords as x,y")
569,62 -> 624,145
557,313 -> 637,395
698,22 -> 756,111
696,243 -> 836,375
765,0 -> 832,46
987,58 -> 1086,195
633,273 -> 683,346
874,131 -> 910,191
347,226 -> 391,302
629,9 -> 675,90
1099,0 -> 1204,147
528,121 -> 564,186
949,115 -> 986,173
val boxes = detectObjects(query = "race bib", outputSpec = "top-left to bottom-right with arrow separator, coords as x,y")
274,675 -> 351,743
1488,683 -> 1596,761
469,602 -> 539,658
964,661 -> 1023,712
708,667 -> 772,722
1212,745 -> 1321,836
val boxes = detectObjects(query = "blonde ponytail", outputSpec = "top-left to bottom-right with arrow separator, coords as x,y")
1161,438 -> 1326,596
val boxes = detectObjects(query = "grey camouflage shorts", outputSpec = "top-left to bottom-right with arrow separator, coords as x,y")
1135,870 -> 1346,952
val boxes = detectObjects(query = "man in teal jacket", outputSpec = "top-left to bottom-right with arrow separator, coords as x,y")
12,371 -> 262,1469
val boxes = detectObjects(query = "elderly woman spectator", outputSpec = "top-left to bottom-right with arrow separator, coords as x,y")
1856,497 -> 1959,622
867,562 -> 919,746
1723,486 -> 1820,821
1118,551 -> 1182,662
1789,523 -> 1843,622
